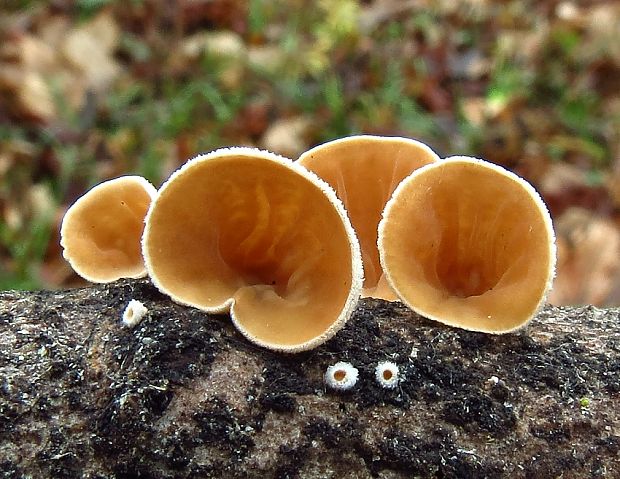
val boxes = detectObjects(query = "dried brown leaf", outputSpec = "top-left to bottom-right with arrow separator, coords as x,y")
260,116 -> 313,158
549,207 -> 620,306
61,11 -> 121,91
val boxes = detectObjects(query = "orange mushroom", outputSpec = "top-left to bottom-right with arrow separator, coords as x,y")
142,147 -> 363,352
298,135 -> 438,300
378,156 -> 556,333
60,176 -> 157,283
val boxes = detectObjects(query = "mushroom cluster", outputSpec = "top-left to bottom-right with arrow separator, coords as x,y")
323,360 -> 402,392
62,147 -> 363,352
61,136 -> 556,351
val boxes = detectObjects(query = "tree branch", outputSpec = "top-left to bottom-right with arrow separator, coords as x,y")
1,279 -> 619,478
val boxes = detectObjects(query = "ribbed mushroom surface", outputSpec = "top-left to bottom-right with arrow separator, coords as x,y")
143,148 -> 362,352
298,135 -> 438,300
379,157 -> 556,333
60,176 -> 156,283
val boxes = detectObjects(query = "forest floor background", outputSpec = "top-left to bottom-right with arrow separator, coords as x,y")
1,0 -> 619,306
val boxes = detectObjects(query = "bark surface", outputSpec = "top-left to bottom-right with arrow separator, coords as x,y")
1,279 -> 619,478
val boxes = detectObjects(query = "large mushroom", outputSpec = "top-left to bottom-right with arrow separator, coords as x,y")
378,157 -> 556,333
60,176 -> 157,283
142,147 -> 363,352
297,135 -> 439,300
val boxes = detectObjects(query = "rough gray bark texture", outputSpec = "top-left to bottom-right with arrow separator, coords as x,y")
1,279 -> 619,479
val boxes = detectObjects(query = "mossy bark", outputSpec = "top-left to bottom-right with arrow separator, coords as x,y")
1,279 -> 619,478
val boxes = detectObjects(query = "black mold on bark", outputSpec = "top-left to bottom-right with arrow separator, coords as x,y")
1,279 -> 619,478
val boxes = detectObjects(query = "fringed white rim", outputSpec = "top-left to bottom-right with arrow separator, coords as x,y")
375,361 -> 401,389
325,361 -> 359,391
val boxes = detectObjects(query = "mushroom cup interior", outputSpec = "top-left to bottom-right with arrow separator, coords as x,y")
60,176 -> 156,283
143,149 -> 361,351
379,157 -> 556,333
298,135 -> 438,300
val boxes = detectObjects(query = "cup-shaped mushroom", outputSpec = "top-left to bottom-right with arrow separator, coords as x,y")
60,176 -> 157,283
378,157 -> 556,333
142,147 -> 363,352
298,135 -> 438,300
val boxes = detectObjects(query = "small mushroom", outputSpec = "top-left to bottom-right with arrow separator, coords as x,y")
122,299 -> 148,328
60,176 -> 157,283
324,361 -> 359,391
298,135 -> 438,300
375,361 -> 401,389
378,156 -> 556,333
142,147 -> 363,352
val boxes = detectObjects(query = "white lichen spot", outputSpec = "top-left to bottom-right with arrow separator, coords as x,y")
375,361 -> 400,389
324,361 -> 358,391
488,375 -> 500,385
122,299 -> 148,328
